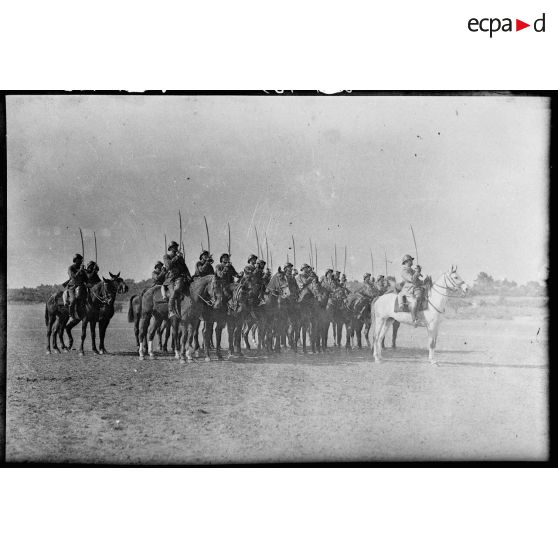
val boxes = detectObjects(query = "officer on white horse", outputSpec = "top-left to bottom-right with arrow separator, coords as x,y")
398,254 -> 423,326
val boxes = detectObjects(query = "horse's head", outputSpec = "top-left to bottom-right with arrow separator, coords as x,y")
446,265 -> 468,294
108,271 -> 129,294
271,272 -> 291,300
209,277 -> 227,310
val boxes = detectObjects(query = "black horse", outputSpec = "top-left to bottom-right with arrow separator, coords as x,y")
45,273 -> 128,355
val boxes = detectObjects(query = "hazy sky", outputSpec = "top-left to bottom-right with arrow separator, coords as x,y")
7,94 -> 548,288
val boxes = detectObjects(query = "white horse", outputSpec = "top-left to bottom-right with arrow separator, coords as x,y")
372,266 -> 468,365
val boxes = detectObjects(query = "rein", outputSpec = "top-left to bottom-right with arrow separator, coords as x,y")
428,272 -> 465,314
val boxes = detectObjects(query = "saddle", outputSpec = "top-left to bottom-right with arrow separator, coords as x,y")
393,295 -> 428,313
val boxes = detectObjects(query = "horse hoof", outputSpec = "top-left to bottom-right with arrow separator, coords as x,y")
149,354 -> 156,360
139,355 -> 144,361
204,357 -> 211,362
93,350 -> 99,355
53,348 -> 61,354
78,351 -> 84,357
46,350 -> 51,355
180,359 -> 187,365
430,360 -> 439,366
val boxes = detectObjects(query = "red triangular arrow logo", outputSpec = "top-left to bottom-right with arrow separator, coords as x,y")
516,19 -> 530,31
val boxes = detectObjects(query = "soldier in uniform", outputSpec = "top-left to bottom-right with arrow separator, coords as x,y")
398,254 -> 422,326
375,275 -> 387,294
194,250 -> 215,278
283,262 -> 299,298
66,253 -> 87,320
333,270 -> 341,287
296,263 -> 314,291
163,241 -> 193,318
215,253 -> 239,299
363,273 -> 372,287
243,254 -> 258,277
320,268 -> 335,290
84,261 -> 101,288
152,261 -> 168,300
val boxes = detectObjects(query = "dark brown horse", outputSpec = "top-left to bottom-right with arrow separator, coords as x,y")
45,273 -> 128,355
245,271 -> 291,353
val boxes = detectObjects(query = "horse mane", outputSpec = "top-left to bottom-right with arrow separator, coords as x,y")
267,272 -> 286,292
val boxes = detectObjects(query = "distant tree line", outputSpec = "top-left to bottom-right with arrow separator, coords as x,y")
7,273 -> 546,307
470,272 -> 545,297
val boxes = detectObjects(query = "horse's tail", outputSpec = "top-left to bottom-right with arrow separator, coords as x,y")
127,295 -> 136,323
45,303 -> 49,326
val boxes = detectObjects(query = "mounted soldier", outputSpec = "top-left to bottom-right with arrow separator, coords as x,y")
283,262 -> 299,298
214,253 -> 239,299
66,253 -> 87,320
398,254 -> 423,326
194,250 -> 215,278
363,273 -> 373,287
84,261 -> 101,288
333,270 -> 341,287
296,263 -> 314,291
375,275 -> 387,294
320,268 -> 336,291
163,241 -> 193,318
152,260 -> 168,300
243,254 -> 258,277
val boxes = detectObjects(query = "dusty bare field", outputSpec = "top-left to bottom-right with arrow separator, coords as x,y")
6,304 -> 548,463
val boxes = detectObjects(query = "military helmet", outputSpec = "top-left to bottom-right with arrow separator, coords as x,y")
257,259 -> 266,266
155,261 -> 164,268
87,260 -> 97,269
168,241 -> 179,250
284,262 -> 293,269
325,268 -> 333,274
377,274 -> 385,280
363,273 -> 371,279
220,253 -> 230,262
301,263 -> 310,270
247,254 -> 257,263
73,253 -> 83,263
402,254 -> 414,264
200,250 -> 210,259
334,270 -> 340,276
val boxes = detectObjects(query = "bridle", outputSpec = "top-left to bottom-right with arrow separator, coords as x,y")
428,271 -> 466,314
91,281 -> 114,305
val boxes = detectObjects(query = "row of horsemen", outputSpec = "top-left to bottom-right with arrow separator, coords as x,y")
64,243 -> 426,341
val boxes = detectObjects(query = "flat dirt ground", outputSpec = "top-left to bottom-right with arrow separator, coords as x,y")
6,304 -> 548,463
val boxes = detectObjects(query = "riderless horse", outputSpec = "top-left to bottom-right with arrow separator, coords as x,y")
372,266 -> 468,364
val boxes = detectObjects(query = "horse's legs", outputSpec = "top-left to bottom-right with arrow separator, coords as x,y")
147,315 -> 162,359
373,317 -> 388,362
364,322 -> 371,349
392,320 -> 400,349
215,317 -> 224,359
162,320 -> 170,352
78,319 -> 88,355
98,319 -> 109,354
65,318 -> 79,351
134,314 -> 140,349
242,319 -> 251,351
354,321 -> 363,349
202,317 -> 212,361
46,314 -> 56,354
89,320 -> 99,354
428,324 -> 439,365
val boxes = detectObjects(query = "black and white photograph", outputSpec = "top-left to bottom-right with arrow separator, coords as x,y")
4,93 -> 549,464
